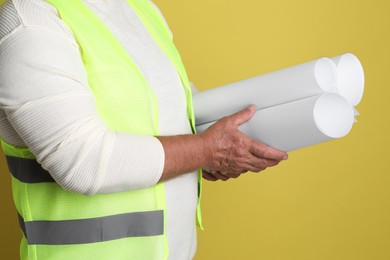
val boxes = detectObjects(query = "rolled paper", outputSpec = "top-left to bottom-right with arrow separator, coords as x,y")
353,108 -> 360,116
353,107 -> 360,116
196,93 -> 355,152
193,57 -> 338,125
194,53 -> 363,151
332,53 -> 365,106
353,108 -> 359,123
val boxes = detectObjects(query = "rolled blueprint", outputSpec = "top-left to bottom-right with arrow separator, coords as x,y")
332,53 -> 365,106
196,94 -> 355,152
193,57 -> 338,125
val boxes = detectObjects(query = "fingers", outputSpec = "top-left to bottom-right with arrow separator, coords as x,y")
244,157 -> 281,173
202,169 -> 242,181
242,161 -> 267,173
227,105 -> 256,127
202,170 -> 218,181
211,171 -> 229,181
201,105 -> 288,180
249,141 -> 288,161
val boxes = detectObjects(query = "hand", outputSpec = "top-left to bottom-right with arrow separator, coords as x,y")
200,105 -> 288,181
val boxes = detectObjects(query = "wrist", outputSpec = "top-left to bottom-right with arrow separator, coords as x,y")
197,133 -> 212,169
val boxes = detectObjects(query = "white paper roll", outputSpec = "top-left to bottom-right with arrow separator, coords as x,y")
193,57 -> 338,125
196,93 -> 354,152
332,53 -> 365,106
353,107 -> 360,116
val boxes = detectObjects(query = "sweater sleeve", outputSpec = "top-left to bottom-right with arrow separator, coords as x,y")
0,1 -> 165,195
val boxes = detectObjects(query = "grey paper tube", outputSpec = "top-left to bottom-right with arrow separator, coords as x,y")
196,94 -> 354,152
193,57 -> 338,125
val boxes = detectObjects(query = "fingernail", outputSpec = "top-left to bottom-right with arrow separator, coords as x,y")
282,154 -> 288,160
247,105 -> 256,111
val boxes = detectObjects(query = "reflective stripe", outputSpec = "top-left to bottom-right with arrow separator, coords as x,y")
19,210 -> 164,245
18,214 -> 27,239
6,156 -> 55,183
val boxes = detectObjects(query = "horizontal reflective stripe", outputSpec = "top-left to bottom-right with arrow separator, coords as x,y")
19,210 -> 164,245
6,156 -> 55,183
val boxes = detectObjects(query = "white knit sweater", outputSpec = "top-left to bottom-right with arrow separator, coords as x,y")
0,0 -> 197,259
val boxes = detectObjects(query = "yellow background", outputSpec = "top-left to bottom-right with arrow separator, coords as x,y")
1,0 -> 389,259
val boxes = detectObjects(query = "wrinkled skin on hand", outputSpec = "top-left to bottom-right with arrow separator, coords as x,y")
200,105 -> 288,181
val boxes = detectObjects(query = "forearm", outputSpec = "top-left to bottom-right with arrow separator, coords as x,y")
159,106 -> 288,182
157,134 -> 207,181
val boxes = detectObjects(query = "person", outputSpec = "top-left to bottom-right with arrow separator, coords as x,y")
0,0 -> 288,259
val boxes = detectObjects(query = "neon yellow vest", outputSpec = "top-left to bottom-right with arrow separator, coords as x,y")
0,0 -> 202,259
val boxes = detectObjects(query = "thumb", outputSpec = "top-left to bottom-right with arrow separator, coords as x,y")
229,105 -> 256,127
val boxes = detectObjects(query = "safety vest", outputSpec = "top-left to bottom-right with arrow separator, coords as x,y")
0,0 -> 203,259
